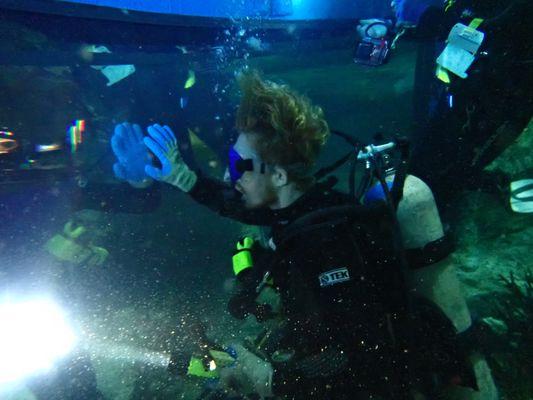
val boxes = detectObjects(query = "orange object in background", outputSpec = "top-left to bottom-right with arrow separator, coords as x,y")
0,132 -> 18,154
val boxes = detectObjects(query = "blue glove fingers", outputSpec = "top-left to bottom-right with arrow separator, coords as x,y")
145,164 -> 163,180
153,124 -> 175,149
162,125 -> 177,147
147,124 -> 171,152
122,122 -> 140,149
150,123 -> 173,146
131,123 -> 144,144
113,162 -> 127,180
143,136 -> 170,168
111,125 -> 129,162
111,122 -> 152,182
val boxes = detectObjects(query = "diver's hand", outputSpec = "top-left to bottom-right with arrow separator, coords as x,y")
111,122 -> 153,188
143,124 -> 197,192
219,344 -> 274,399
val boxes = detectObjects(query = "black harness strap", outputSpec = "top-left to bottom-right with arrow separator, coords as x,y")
314,151 -> 352,181
405,235 -> 455,270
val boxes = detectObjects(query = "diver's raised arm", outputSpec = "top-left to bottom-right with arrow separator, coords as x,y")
187,171 -> 273,225
143,123 -> 275,224
111,122 -> 274,224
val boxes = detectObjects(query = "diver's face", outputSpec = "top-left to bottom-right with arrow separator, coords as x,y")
232,134 -> 277,209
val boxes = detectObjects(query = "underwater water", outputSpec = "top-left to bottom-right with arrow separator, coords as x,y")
0,1 -> 531,399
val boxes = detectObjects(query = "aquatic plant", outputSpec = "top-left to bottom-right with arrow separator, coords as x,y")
486,270 -> 533,399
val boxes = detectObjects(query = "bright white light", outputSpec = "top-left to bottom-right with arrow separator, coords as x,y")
0,299 -> 76,385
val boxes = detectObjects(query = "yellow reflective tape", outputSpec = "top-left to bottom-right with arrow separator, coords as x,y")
236,236 -> 254,250
469,18 -> 483,30
232,250 -> 253,276
436,65 -> 451,83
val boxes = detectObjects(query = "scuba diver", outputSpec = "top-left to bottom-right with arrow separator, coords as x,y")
111,71 -> 496,399
395,0 -> 533,210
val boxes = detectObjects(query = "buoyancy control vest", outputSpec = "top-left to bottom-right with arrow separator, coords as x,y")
275,188 -> 478,392
228,190 -> 477,397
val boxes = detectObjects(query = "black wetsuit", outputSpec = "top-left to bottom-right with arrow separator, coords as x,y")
189,174 -> 414,399
410,0 -> 532,207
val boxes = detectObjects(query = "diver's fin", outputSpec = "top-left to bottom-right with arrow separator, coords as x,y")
510,179 -> 533,213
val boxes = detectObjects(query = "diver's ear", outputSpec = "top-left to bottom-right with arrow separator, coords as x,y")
271,165 -> 288,188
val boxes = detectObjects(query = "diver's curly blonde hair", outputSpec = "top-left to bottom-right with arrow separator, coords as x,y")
235,71 -> 329,189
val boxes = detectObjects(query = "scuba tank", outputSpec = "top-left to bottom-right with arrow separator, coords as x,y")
314,130 -> 496,397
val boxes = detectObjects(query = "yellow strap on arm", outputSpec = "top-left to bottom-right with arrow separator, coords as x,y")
233,236 -> 255,276
232,250 -> 253,276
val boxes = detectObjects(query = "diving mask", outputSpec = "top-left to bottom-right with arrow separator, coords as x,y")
227,145 -> 266,185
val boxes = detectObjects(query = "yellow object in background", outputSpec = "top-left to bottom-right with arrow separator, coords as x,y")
188,128 -> 221,171
45,221 -> 109,267
444,0 -> 456,12
184,70 -> 196,89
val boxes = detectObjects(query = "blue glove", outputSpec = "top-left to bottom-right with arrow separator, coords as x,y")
143,124 -> 197,192
111,122 -> 152,185
392,0 -> 442,27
